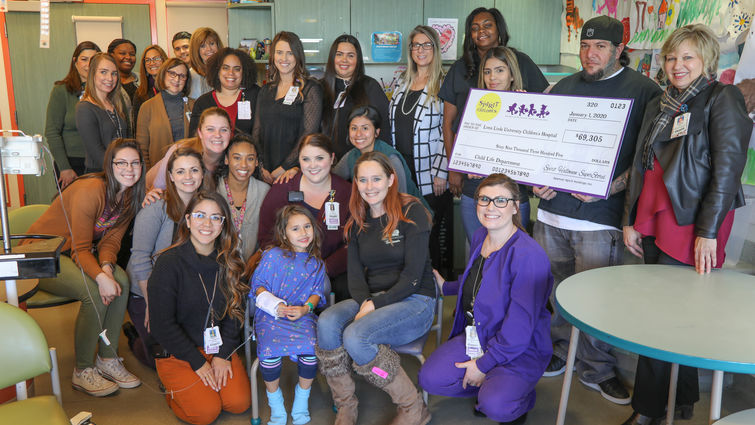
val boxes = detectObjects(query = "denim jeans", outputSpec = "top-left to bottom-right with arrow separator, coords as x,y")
461,195 -> 530,242
317,294 -> 435,365
533,221 -> 623,384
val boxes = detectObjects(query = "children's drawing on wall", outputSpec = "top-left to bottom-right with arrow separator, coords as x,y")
595,0 -> 619,18
427,18 -> 458,61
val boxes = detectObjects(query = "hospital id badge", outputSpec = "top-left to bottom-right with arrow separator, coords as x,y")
203,326 -> 223,354
238,100 -> 252,120
670,112 -> 690,138
325,201 -> 340,230
465,325 -> 483,359
283,86 -> 299,105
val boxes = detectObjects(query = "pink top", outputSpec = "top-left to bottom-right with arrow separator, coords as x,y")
634,158 -> 734,267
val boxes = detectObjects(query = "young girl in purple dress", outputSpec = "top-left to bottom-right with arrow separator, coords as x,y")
251,204 -> 328,425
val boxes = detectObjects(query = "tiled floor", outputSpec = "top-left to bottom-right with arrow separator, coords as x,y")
21,290 -> 755,425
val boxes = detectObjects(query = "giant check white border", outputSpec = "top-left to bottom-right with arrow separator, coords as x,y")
449,89 -> 633,199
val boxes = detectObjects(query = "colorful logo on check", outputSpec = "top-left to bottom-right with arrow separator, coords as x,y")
475,93 -> 501,121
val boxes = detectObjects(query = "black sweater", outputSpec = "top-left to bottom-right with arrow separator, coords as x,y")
148,241 -> 242,370
347,201 -> 436,308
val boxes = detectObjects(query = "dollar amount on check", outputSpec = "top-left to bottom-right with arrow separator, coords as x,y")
449,89 -> 633,199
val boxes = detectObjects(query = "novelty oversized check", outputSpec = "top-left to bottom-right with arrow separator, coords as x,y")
449,89 -> 633,199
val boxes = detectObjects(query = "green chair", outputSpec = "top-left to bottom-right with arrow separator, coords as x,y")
7,204 -> 76,308
0,302 -> 69,425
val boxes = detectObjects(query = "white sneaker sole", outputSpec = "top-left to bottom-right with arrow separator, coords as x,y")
579,378 -> 631,405
98,369 -> 142,389
72,381 -> 119,397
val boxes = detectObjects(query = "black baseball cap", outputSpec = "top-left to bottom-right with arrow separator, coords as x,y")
581,16 -> 624,44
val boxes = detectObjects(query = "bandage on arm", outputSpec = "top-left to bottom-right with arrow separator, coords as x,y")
255,291 -> 287,317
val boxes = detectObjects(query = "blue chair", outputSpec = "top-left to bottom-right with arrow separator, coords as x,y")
0,302 -> 68,425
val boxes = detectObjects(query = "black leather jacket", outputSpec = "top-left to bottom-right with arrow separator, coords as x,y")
623,82 -> 752,239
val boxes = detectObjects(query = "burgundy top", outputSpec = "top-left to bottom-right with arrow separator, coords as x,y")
634,158 -> 734,267
258,172 -> 352,277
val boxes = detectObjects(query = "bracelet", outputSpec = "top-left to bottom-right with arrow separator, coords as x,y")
100,262 -> 114,271
305,302 -> 314,313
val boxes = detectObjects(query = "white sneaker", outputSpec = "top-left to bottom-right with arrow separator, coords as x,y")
72,367 -> 119,397
96,356 -> 141,389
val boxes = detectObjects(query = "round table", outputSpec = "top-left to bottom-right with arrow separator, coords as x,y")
554,264 -> 755,425
0,279 -> 39,304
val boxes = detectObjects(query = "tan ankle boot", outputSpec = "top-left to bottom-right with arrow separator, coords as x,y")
315,345 -> 358,425
353,345 -> 431,425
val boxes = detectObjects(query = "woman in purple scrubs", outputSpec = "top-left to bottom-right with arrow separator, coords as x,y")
418,173 -> 553,425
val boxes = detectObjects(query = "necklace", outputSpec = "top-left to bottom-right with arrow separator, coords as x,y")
400,88 -> 422,116
223,177 -> 247,234
105,109 -> 123,139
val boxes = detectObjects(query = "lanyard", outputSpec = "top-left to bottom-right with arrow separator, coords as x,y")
223,177 -> 247,234
198,272 -> 218,328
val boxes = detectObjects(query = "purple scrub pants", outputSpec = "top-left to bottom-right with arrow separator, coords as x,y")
418,334 -> 537,423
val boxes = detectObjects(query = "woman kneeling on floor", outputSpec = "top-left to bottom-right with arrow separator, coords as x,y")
148,191 -> 250,425
418,174 -> 553,424
316,151 -> 436,425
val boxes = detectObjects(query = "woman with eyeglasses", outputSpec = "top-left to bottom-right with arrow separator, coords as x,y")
45,41 -> 101,189
132,44 -> 168,125
189,48 -> 259,137
148,191 -> 251,425
23,139 -> 146,397
419,173 -> 553,425
440,8 -> 548,205
389,25 -> 453,274
321,35 -> 390,159
136,58 -> 194,168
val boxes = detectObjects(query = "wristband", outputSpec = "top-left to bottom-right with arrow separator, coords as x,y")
305,302 -> 314,313
100,262 -> 114,271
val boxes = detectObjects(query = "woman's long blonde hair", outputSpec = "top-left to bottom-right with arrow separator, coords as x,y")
402,25 -> 445,103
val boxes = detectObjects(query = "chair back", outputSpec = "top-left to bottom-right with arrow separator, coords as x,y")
0,303 -> 52,387
7,204 -> 49,246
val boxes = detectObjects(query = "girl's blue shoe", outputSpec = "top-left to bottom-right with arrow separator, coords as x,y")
291,384 -> 311,424
266,388 -> 287,425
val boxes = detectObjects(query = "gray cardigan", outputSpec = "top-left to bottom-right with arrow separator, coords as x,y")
126,199 -> 175,297
75,100 -> 130,171
216,177 -> 270,260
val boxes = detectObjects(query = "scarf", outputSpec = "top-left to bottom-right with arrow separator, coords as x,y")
641,75 -> 713,170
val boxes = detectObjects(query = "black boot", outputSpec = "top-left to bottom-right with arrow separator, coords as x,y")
622,411 -> 664,425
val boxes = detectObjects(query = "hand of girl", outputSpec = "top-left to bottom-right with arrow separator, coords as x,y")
623,226 -> 644,258
141,187 -> 164,207
284,305 -> 308,321
211,356 -> 233,389
95,272 -> 121,305
432,177 -> 447,196
195,361 -> 219,391
271,166 -> 286,180
448,171 -> 463,197
455,359 -> 485,389
274,167 -> 299,184
694,236 -> 717,274
58,169 -> 77,189
354,300 -> 375,321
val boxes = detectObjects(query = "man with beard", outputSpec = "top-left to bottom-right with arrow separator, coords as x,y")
533,15 -> 660,406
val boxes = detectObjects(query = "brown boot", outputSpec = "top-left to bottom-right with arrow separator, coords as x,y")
353,345 -> 431,425
315,345 -> 358,425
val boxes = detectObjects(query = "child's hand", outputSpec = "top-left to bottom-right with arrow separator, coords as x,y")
281,305 -> 308,321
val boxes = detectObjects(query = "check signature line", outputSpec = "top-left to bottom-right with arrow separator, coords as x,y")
544,171 -> 603,182
455,142 -> 610,167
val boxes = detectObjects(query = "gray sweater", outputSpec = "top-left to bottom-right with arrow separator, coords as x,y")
126,199 -> 176,297
75,100 -> 130,171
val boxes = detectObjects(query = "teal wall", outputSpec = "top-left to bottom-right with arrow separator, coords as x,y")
6,3 -> 150,204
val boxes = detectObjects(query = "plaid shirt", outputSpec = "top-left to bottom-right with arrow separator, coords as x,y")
389,80 -> 447,196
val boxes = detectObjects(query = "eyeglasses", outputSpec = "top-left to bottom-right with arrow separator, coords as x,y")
476,195 -> 516,208
410,42 -> 434,51
112,160 -> 141,169
144,56 -> 164,64
166,70 -> 188,81
190,211 -> 225,225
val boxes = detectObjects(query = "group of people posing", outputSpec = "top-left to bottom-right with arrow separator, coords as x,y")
35,6 -> 752,425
